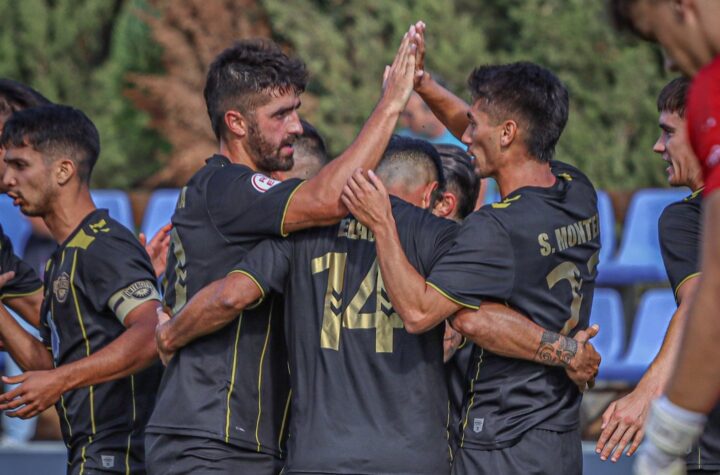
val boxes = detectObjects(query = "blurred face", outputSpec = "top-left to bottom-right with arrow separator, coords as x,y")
653,110 -> 702,187
246,91 -> 303,173
0,112 -> 9,193
400,93 -> 444,138
462,101 -> 502,178
3,144 -> 56,216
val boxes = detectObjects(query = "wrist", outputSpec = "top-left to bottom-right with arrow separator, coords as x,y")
371,215 -> 397,240
377,94 -> 406,117
415,71 -> 434,95
156,321 -> 176,354
53,366 -> 75,393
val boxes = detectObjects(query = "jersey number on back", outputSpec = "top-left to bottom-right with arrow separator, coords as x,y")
546,251 -> 599,335
311,252 -> 403,353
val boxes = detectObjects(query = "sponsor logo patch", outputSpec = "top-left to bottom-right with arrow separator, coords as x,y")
101,455 -> 115,468
53,273 -> 70,303
473,418 -> 484,433
251,173 -> 280,193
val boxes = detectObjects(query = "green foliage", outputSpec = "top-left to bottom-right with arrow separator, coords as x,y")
264,0 -> 670,190
0,0 -> 164,189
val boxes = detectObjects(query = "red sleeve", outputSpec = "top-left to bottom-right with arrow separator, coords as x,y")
687,56 -> 720,196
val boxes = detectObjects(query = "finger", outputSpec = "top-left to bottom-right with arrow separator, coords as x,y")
612,426 -> 638,462
341,194 -> 357,215
367,170 -> 388,196
0,271 -> 16,288
586,324 -> 600,339
156,307 -> 171,325
9,403 -> 39,419
347,170 -> 365,196
601,424 -> 628,461
1,374 -> 27,386
342,185 -> 359,210
138,233 -> 147,247
587,378 -> 596,390
383,66 -> 390,88
601,402 -> 616,430
391,32 -> 410,70
596,417 -> 618,454
0,395 -> 27,411
626,427 -> 645,457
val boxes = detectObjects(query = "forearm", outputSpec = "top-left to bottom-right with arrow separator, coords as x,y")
0,303 -> 52,370
451,302 -> 575,366
416,76 -> 470,139
5,290 -> 43,328
667,194 -> 720,413
283,98 -> 402,233
158,273 -> 262,353
373,217 -> 456,333
55,318 -> 158,391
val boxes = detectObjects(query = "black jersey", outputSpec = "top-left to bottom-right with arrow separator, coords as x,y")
237,198 -> 458,475
658,188 -> 720,470
147,155 -> 303,456
39,210 -> 162,452
446,339 -> 474,452
0,223 -> 42,300
427,161 -> 600,450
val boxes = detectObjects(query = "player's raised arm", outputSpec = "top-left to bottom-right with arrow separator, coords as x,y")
155,272 -> 264,362
451,303 -> 601,391
342,169 -> 461,332
411,21 -> 471,140
282,26 -> 418,233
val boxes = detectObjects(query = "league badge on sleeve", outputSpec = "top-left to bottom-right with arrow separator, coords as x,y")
251,173 -> 280,193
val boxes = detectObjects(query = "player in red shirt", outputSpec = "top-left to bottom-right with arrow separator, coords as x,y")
610,1 -> 720,473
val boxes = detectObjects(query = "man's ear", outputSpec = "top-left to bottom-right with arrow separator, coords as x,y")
421,181 -> 439,209
56,159 -> 76,186
224,110 -> 249,138
433,191 -> 457,219
499,119 -> 518,148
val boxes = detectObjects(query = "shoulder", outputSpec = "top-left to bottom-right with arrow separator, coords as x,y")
71,215 -> 145,261
551,160 -> 596,192
659,195 -> 702,234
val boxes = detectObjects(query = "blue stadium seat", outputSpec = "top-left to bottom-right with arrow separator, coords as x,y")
596,191 -> 616,265
91,189 -> 134,231
588,288 -> 624,363
140,189 -> 179,240
597,188 -> 689,285
598,288 -> 676,383
0,194 -> 31,256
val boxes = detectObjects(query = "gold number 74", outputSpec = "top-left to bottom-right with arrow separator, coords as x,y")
311,252 -> 403,353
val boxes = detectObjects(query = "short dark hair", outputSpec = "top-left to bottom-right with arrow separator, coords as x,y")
204,39 -> 308,140
295,119 -> 329,164
607,0 -> 660,38
467,62 -> 569,163
0,79 -> 51,120
435,144 -> 480,219
1,105 -> 100,184
378,136 -> 445,206
657,77 -> 690,117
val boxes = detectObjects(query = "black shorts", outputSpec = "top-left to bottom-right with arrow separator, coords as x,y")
145,433 -> 283,475
451,428 -> 582,475
67,429 -> 146,475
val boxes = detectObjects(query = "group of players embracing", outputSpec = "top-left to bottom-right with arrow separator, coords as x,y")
3,17 -> 683,475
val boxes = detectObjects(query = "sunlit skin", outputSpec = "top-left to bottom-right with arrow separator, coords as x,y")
2,145 -> 57,217
653,110 -> 703,190
461,102 -> 503,179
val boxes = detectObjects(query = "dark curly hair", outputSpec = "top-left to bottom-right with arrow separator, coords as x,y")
204,39 -> 308,140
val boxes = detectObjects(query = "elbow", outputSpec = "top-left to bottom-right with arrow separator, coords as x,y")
217,279 -> 250,314
452,311 -> 493,345
403,311 -> 437,335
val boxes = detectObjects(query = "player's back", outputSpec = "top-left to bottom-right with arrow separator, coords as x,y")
429,161 -> 600,450
239,198 -> 458,474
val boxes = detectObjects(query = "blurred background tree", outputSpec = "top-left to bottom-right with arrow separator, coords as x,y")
0,0 -> 670,190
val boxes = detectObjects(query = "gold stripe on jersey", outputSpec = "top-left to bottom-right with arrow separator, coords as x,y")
675,272 -> 701,299
280,181 -> 307,237
69,251 -> 96,434
0,285 -> 42,300
227,270 -> 265,309
426,282 -> 479,310
125,375 -> 136,475
446,400 -> 453,462
460,348 -> 484,448
278,387 -> 292,457
79,435 -> 93,475
60,394 -> 73,439
255,299 -> 274,452
225,314 -> 244,443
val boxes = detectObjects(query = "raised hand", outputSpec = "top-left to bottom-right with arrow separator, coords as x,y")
381,25 -> 418,112
341,169 -> 393,233
412,21 -> 429,90
139,223 -> 172,278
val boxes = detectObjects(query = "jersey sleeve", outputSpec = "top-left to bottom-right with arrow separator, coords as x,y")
426,210 -> 515,309
659,202 -> 701,299
207,168 -> 304,239
233,237 -> 293,296
79,233 -> 160,325
0,231 -> 42,300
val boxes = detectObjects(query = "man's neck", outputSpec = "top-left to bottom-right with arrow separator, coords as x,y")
44,188 -> 97,244
219,139 -> 266,173
495,155 -> 556,198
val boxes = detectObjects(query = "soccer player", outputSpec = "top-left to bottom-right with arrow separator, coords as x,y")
145,33 -> 419,474
0,104 -> 162,474
156,136 -> 600,474
596,77 -> 720,471
342,23 -> 601,475
272,119 -> 329,181
608,2 -> 720,473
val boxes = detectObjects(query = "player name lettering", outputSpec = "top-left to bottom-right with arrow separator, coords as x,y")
337,218 -> 375,242
537,213 -> 599,256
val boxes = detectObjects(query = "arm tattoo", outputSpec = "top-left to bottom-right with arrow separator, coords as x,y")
534,331 -> 578,367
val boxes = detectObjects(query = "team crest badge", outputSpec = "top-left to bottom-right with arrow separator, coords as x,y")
473,418 -> 484,433
101,455 -> 115,468
251,173 -> 280,193
123,281 -> 154,300
53,273 -> 70,303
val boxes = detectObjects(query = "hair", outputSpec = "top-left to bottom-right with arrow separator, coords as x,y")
467,62 -> 569,163
377,136 -> 445,204
607,0 -> 660,38
295,119 -> 329,165
0,79 -> 51,121
657,77 -> 690,117
204,39 -> 308,140
435,144 -> 480,219
0,105 -> 100,184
